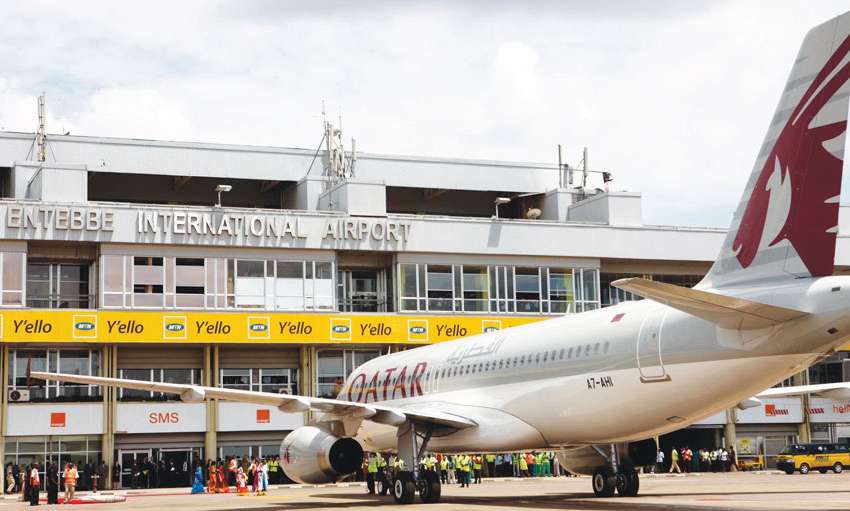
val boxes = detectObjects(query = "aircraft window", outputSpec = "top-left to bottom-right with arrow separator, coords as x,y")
585,345 -> 591,356
478,363 -> 483,372
520,355 -> 526,364
568,347 -> 573,358
604,342 -> 610,353
498,360 -> 504,369
559,349 -> 565,359
551,350 -> 557,360
485,362 -> 490,371
513,357 -> 518,366
594,343 -> 600,354
535,353 -> 541,364
543,352 -> 549,362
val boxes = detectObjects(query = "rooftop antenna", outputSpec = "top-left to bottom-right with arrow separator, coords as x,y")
36,93 -> 46,162
582,146 -> 589,189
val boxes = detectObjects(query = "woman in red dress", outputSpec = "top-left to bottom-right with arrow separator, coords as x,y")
207,462 -> 217,493
216,462 -> 229,493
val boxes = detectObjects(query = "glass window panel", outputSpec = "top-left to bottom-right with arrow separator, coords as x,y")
276,261 -> 303,279
426,266 -> 453,291
582,269 -> 598,301
221,369 -> 251,390
462,267 -> 488,292
400,264 -> 418,297
119,369 -> 153,400
4,253 -> 23,290
236,260 -> 265,278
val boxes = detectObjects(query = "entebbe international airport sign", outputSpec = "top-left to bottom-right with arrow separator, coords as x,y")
4,205 -> 412,244
0,310 -> 543,344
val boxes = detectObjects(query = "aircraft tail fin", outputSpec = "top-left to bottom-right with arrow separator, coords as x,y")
613,278 -> 808,330
701,12 -> 850,288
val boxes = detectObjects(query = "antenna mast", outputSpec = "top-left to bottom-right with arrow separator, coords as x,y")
36,93 -> 46,163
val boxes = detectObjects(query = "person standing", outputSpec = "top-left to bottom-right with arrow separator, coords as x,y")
681,447 -> 691,473
63,462 -> 78,504
28,462 -> 40,506
112,460 -> 121,490
206,461 -> 217,494
46,462 -> 58,505
669,447 -> 681,473
365,454 -> 377,494
719,449 -> 729,472
6,463 -> 15,494
191,463 -> 205,494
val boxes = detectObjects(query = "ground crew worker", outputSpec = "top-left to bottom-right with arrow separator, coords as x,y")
439,455 -> 448,483
473,455 -> 482,484
485,454 -> 495,477
519,452 -> 529,477
669,447 -> 681,473
542,452 -> 551,477
366,454 -> 378,494
459,455 -> 471,487
268,457 -> 279,484
425,454 -> 437,473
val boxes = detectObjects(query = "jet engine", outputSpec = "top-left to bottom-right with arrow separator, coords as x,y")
279,426 -> 364,484
557,439 -> 657,475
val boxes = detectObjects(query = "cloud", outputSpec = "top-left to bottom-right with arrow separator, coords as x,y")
0,1 -> 847,228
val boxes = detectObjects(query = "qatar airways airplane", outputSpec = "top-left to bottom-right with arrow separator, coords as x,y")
33,10 -> 850,504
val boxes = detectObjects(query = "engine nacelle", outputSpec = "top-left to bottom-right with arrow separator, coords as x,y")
557,438 -> 657,475
280,426 -> 364,484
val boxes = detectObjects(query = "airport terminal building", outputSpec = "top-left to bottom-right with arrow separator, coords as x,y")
0,129 -> 846,484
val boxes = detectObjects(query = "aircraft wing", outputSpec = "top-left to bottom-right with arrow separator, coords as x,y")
611,277 -> 808,329
755,382 -> 850,400
29,371 -> 477,431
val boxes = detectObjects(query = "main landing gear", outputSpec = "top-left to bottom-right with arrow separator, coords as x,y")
390,422 -> 441,504
590,445 -> 640,497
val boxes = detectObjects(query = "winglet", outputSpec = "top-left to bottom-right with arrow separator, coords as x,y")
612,278 -> 808,329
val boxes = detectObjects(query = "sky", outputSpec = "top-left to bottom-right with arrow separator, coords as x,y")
0,1 -> 848,228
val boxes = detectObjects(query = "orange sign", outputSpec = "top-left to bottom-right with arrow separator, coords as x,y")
256,409 -> 270,424
50,412 -> 66,427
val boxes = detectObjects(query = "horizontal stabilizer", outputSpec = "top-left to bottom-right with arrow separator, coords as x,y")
611,278 -> 808,330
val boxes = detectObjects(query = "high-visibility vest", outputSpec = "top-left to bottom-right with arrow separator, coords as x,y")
461,456 -> 471,472
377,456 -> 387,469
473,457 -> 481,470
485,455 -> 495,463
367,457 -> 378,473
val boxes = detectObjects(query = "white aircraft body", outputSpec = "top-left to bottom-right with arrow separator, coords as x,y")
32,11 -> 850,504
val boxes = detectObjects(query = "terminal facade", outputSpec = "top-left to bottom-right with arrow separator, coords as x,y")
0,130 -> 847,485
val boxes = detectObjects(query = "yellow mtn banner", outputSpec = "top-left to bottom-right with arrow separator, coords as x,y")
0,310 -> 547,344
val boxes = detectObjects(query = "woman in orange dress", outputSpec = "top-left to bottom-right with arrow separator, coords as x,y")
216,462 -> 229,493
207,462 -> 217,493
235,467 -> 248,496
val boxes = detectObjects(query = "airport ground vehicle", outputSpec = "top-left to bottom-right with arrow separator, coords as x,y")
777,444 -> 850,475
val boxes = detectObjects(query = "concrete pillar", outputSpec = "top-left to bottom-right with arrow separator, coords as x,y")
724,409 -> 737,466
300,346 -> 316,423
101,345 -> 116,489
794,370 -> 811,443
204,345 -> 218,462
0,345 -> 8,467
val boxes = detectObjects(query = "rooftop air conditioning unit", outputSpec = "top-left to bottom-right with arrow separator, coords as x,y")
8,389 -> 30,402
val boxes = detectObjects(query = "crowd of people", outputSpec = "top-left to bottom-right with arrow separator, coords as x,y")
655,447 -> 737,473
197,456 -> 283,496
362,451 -> 568,494
3,461 -> 86,506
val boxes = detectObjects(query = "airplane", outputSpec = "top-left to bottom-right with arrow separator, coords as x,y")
30,10 -> 850,505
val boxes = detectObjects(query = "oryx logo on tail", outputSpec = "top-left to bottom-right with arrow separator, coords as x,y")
734,35 -> 850,277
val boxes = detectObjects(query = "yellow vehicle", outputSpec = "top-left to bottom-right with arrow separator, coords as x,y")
776,443 -> 850,475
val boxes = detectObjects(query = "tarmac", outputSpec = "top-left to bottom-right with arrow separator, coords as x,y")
3,471 -> 850,510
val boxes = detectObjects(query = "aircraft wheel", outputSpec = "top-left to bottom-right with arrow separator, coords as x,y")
376,474 -> 389,496
616,469 -> 639,497
393,471 -> 416,504
419,471 -> 441,503
592,467 -> 615,497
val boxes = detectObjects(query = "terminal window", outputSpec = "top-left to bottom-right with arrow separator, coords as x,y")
398,263 -> 599,314
9,349 -> 100,401
26,262 -> 91,309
